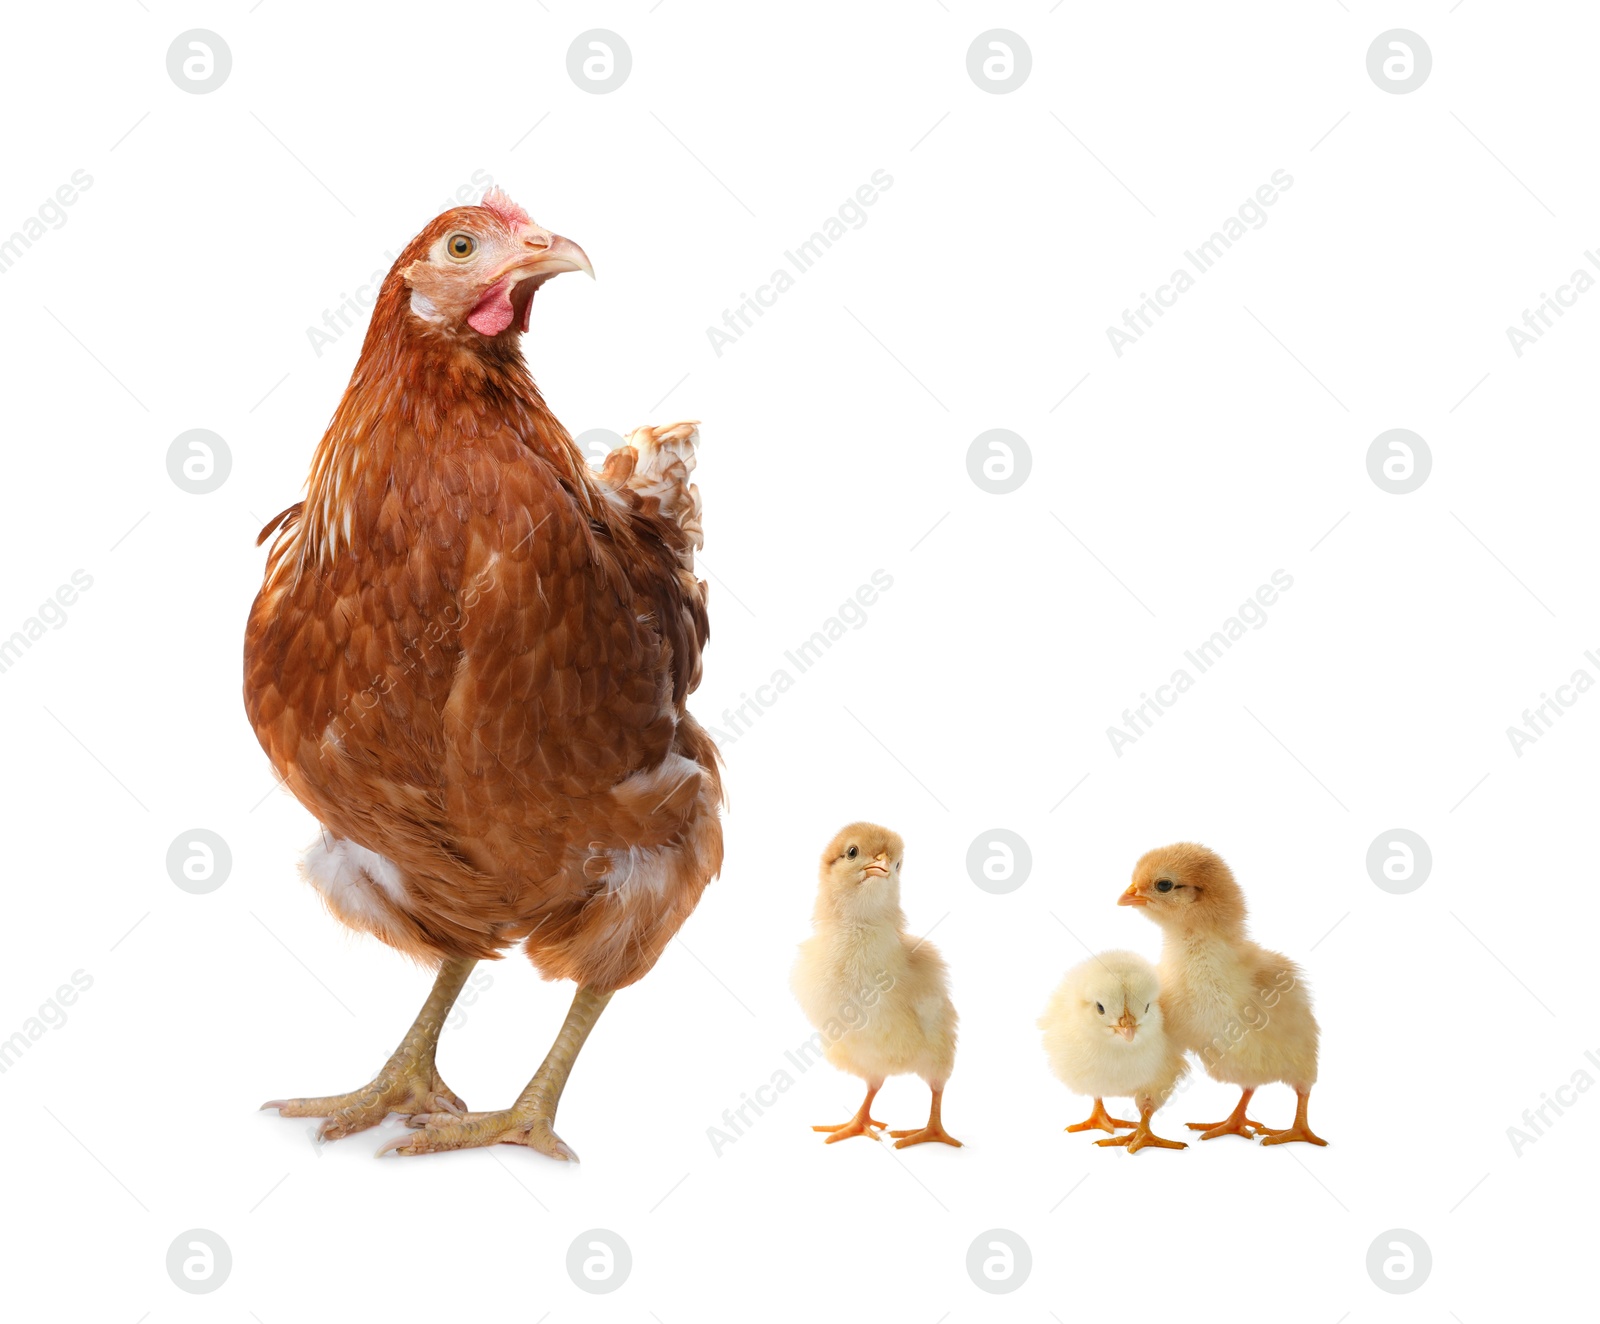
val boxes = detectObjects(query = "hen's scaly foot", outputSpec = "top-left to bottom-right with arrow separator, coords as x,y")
378,1106 -> 577,1161
261,1066 -> 466,1142
889,1124 -> 963,1149
1097,1122 -> 1187,1153
1066,1098 -> 1137,1134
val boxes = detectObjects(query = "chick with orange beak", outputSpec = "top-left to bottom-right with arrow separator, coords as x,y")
791,824 -> 962,1148
1119,843 -> 1327,1146
1039,950 -> 1188,1153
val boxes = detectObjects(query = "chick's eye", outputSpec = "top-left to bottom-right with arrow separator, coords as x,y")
1155,879 -> 1174,893
446,233 -> 477,260
846,846 -> 859,859
1146,1003 -> 1151,1013
1096,1002 -> 1105,1015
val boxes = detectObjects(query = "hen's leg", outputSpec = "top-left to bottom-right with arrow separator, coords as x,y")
1097,1102 -> 1187,1153
383,985 -> 612,1162
1257,1089 -> 1328,1146
813,1079 -> 886,1142
889,1085 -> 963,1149
1187,1087 -> 1273,1140
262,956 -> 474,1141
1065,1097 -> 1138,1134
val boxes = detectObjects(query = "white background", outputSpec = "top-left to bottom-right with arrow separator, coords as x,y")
1,1 -> 1594,1319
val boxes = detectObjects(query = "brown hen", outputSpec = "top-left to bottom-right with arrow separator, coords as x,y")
248,188 -> 722,1161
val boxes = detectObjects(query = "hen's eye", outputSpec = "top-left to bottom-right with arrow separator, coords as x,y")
1096,1002 -> 1105,1015
846,846 -> 859,859
446,233 -> 478,261
1155,879 -> 1174,893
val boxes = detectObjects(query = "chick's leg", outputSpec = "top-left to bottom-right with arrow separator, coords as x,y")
1257,1089 -> 1328,1146
262,956 -> 475,1141
1097,1102 -> 1187,1153
890,1085 -> 963,1149
1187,1087 -> 1274,1140
813,1079 -> 887,1142
1066,1098 -> 1138,1134
381,985 -> 613,1162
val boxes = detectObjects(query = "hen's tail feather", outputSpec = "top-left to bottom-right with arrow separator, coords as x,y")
598,422 -> 703,569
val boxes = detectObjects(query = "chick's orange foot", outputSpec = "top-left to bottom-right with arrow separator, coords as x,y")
813,1116 -> 884,1143
1256,1090 -> 1328,1146
814,1082 -> 887,1142
889,1124 -> 963,1149
1096,1113 -> 1187,1153
1066,1098 -> 1138,1134
888,1088 -> 962,1149
1187,1087 -> 1274,1140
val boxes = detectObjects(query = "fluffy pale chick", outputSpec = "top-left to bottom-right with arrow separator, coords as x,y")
248,188 -> 723,1161
1039,950 -> 1188,1153
1120,844 -> 1326,1145
791,824 -> 962,1149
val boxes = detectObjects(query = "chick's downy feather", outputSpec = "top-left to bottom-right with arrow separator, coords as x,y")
1125,843 -> 1319,1092
1039,950 -> 1187,1110
791,824 -> 958,1087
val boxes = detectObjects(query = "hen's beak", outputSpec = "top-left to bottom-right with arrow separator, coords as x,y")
502,229 -> 594,285
1118,885 -> 1148,907
467,230 -> 595,337
1114,1011 -> 1137,1042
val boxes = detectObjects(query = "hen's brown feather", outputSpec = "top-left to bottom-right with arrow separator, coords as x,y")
243,208 -> 721,991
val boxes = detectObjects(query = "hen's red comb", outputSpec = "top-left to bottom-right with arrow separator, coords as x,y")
481,186 -> 531,228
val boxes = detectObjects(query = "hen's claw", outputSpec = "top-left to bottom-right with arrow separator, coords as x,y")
377,1108 -> 577,1161
261,1067 -> 467,1142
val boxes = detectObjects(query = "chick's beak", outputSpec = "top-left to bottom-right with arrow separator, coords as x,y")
1114,1011 -> 1137,1042
1118,885 -> 1148,907
862,853 -> 890,879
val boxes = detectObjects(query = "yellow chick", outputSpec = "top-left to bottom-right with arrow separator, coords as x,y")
1119,843 -> 1327,1145
1038,950 -> 1188,1153
791,823 -> 962,1149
